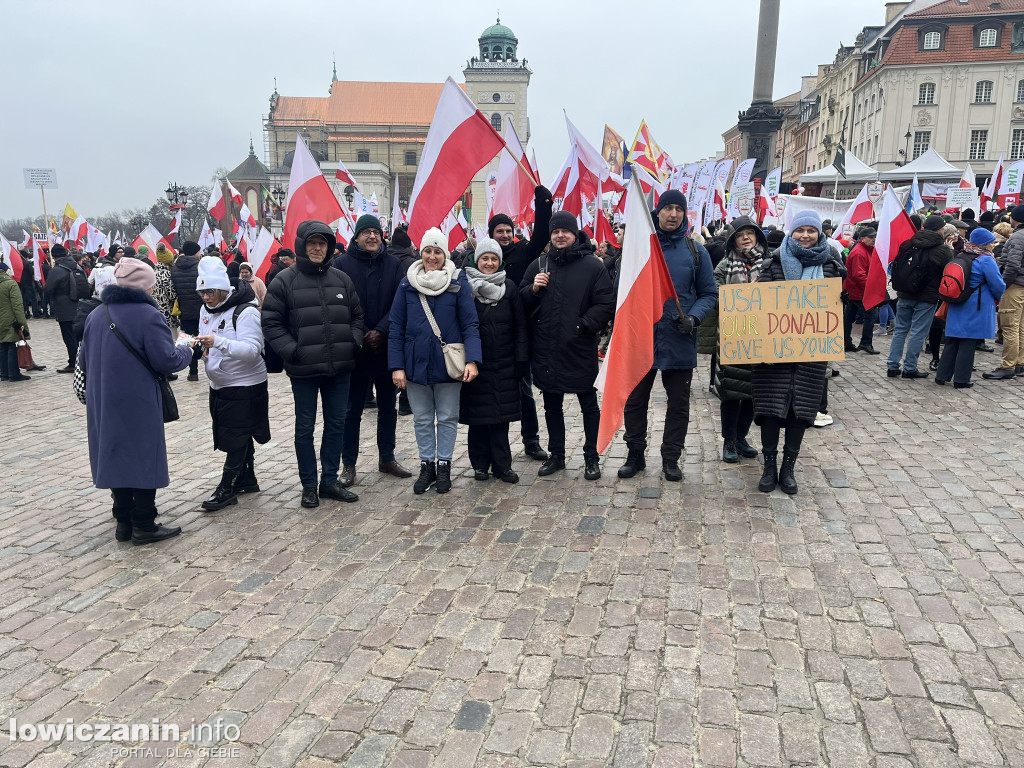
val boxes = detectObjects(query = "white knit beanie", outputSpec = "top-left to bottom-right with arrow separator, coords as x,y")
196,256 -> 230,292
419,228 -> 450,260
474,237 -> 503,265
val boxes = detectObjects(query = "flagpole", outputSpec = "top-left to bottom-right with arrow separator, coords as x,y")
502,142 -> 539,187
831,175 -> 839,220
40,185 -> 49,244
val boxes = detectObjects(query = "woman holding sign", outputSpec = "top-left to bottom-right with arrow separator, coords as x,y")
753,210 -> 845,495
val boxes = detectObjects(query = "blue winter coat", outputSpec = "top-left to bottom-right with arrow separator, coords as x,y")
653,228 -> 719,370
80,285 -> 193,489
945,252 -> 1005,339
388,270 -> 482,386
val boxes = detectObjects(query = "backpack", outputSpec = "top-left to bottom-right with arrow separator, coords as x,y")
231,304 -> 284,373
938,251 -> 979,305
889,243 -> 933,294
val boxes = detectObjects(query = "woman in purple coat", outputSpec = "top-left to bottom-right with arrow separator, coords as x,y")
79,259 -> 193,545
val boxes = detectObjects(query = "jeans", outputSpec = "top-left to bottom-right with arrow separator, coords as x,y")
936,336 -> 977,385
998,283 -> 1024,370
405,381 -> 462,461
720,399 -> 754,441
290,373 -> 351,488
877,301 -> 895,329
58,320 -> 78,367
343,370 -> 398,466
110,488 -> 158,531
0,342 -> 17,379
468,423 -> 513,474
887,298 -> 938,373
623,368 -> 693,462
518,370 -> 541,445
844,299 -> 877,348
543,389 -> 601,461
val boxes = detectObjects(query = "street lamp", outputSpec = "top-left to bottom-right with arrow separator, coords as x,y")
165,182 -> 188,207
902,126 -> 912,164
272,185 -> 285,221
344,185 -> 354,211
129,214 -> 147,236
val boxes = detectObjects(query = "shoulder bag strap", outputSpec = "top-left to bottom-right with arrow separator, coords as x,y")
103,304 -> 162,381
418,294 -> 447,347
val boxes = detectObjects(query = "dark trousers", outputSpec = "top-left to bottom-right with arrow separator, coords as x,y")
110,488 -> 158,531
844,299 -> 878,348
23,284 -> 40,318
222,439 -> 254,478
180,317 -> 204,373
518,370 -> 541,444
41,292 -> 53,316
929,317 -> 945,361
0,342 -> 17,379
760,408 -> 807,454
820,378 -> 829,413
343,370 -> 397,466
290,373 -> 351,488
542,389 -> 600,460
468,423 -> 513,474
57,320 -> 77,367
936,336 -> 977,385
720,399 -> 754,441
623,368 -> 693,462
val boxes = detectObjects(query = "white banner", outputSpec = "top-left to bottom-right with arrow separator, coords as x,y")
945,187 -> 980,210
778,194 -> 854,231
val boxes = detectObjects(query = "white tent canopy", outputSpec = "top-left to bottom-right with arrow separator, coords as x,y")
800,152 -> 878,183
876,148 -> 963,181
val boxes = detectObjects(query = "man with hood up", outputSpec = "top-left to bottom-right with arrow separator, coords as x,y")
262,220 -> 365,509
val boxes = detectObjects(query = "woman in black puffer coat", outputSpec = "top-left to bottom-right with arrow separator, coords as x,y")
753,209 -> 844,495
459,239 -> 529,484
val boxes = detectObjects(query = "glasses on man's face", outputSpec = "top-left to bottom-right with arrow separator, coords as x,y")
362,230 -> 381,239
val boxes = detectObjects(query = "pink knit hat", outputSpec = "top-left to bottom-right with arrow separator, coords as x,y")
114,258 -> 156,291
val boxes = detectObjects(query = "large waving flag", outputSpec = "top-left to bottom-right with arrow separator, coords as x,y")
981,153 -> 1004,212
31,238 -> 47,283
167,210 -> 181,241
0,233 -> 24,282
959,164 -> 976,190
491,121 -> 536,225
834,183 -> 875,236
441,207 -> 469,253
208,181 -> 227,220
249,227 -> 282,281
407,77 -> 505,244
865,185 -> 917,310
628,121 -> 668,181
336,158 -> 358,190
595,175 -> 678,454
282,133 -> 344,249
197,220 -> 216,249
226,180 -> 243,206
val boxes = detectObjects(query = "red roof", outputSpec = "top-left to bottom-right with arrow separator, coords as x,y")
908,0 -> 1024,17
876,16 -> 1016,68
273,81 -> 466,128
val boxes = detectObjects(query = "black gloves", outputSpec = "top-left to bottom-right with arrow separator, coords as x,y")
675,315 -> 697,335
535,185 -> 552,206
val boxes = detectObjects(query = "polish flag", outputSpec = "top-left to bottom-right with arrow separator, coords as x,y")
596,206 -> 619,248
0,233 -> 24,281
492,121 -> 536,224
757,183 -> 777,223
959,164 -> 976,189
441,207 -> 468,253
198,220 -> 216,249
239,204 -> 257,229
167,210 -> 181,241
834,183 -> 875,236
595,175 -> 678,454
226,180 -> 243,206
981,153 -> 1004,212
864,185 -> 917,310
336,158 -> 358,189
390,174 -> 402,233
131,224 -> 171,263
19,230 -> 31,249
208,181 -> 226,220
282,133 -> 344,249
249,227 -> 281,281
31,238 -> 47,283
406,77 -> 505,244
369,193 -> 380,215
336,206 -> 356,248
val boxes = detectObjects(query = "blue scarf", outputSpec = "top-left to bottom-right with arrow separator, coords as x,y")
780,234 -> 829,281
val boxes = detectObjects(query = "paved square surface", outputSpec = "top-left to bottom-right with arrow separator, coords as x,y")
2,320 -> 1023,767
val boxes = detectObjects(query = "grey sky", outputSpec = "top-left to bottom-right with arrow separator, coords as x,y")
4,0 -> 884,221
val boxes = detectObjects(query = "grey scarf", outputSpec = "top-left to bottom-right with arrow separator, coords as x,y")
464,267 -> 506,305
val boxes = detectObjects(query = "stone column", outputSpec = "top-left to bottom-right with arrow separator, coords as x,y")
738,0 -> 785,179
752,0 -> 780,105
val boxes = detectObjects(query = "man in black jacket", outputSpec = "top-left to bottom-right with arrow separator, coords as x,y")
18,250 -> 40,319
262,220 -> 365,509
171,241 -> 205,380
43,245 -> 90,372
489,184 -> 554,461
334,214 -> 412,486
265,249 -> 295,284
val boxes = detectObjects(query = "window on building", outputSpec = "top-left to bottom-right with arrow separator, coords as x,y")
1012,129 -> 1024,161
1017,79 -> 1024,102
913,131 -> 931,159
970,129 -> 988,160
490,113 -> 502,133
918,82 -> 936,105
923,31 -> 942,50
404,150 -> 416,166
357,150 -> 370,163
975,80 -> 994,103
978,27 -> 998,47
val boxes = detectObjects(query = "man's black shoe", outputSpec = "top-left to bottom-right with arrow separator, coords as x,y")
474,469 -> 489,481
901,369 -> 930,379
735,437 -> 759,458
132,524 -> 182,546
722,441 -> 739,463
663,460 -> 682,482
115,522 -> 132,542
844,342 -> 859,352
977,343 -> 995,352
887,368 -> 901,378
857,345 -> 880,355
496,470 -> 519,484
56,365 -> 74,374
538,455 -> 565,476
583,458 -> 601,481
954,382 -> 975,389
301,487 -> 319,508
524,443 -> 549,461
413,461 -> 437,494
617,451 -> 645,478
319,484 -> 358,503
982,368 -> 1016,380
187,372 -> 199,382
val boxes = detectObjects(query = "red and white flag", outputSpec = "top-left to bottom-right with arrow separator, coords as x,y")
167,210 -> 181,240
198,220 -> 216,249
226,180 -> 243,206
282,133 -> 344,249
19,230 -> 31,249
982,153 -> 1005,211
441,207 -> 468,253
834,183 -> 875,236
596,206 -> 619,248
0,233 -> 24,282
406,77 -> 504,244
865,185 -> 917,310
336,158 -> 358,189
369,193 -> 380,215
336,206 -> 356,248
239,204 -> 257,229
595,175 -> 677,454
31,238 -> 46,283
208,181 -> 227,220
959,164 -> 976,190
491,121 -> 536,224
390,174 -> 402,233
249,227 -> 281,281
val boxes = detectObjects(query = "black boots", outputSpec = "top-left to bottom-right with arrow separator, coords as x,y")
235,458 -> 259,494
584,458 -> 601,481
736,437 -> 759,458
301,487 -> 319,507
524,442 -> 549,461
202,477 -> 238,511
132,524 -> 182,546
436,460 -> 452,493
617,451 -> 646,478
414,461 -> 437,494
722,441 -> 739,463
779,449 -> 799,495
538,455 -> 565,476
758,451 -> 778,493
662,459 -> 682,482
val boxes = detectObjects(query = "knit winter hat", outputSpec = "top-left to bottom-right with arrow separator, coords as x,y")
156,243 -> 174,264
419,228 -> 450,259
923,215 -> 947,231
390,227 -> 412,249
549,210 -> 579,237
488,213 -> 515,237
470,238 -> 503,268
182,240 -> 201,256
114,258 -> 156,291
51,244 -> 68,260
136,245 -> 150,258
1012,205 -> 1024,224
969,227 -> 996,246
653,189 -> 687,217
766,230 -> 785,249
789,209 -> 823,234
353,214 -> 382,240
196,256 -> 231,292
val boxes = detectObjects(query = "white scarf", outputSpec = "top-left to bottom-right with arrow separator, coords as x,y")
464,266 -> 506,305
407,259 -> 457,296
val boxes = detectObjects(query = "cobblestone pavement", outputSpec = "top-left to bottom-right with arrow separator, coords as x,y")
2,319 -> 1024,767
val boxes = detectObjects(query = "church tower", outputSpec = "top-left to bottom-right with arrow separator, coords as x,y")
463,18 -> 532,227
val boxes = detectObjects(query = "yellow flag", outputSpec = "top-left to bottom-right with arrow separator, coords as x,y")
62,203 -> 78,232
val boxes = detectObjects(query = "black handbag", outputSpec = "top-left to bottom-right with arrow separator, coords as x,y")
104,305 -> 180,423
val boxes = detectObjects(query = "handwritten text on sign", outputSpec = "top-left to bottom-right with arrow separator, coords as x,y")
718,278 -> 845,364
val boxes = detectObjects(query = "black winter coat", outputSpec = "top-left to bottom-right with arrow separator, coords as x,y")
499,187 -> 553,287
751,252 -> 843,427
459,288 -> 529,425
261,220 -> 365,378
334,244 -> 405,377
19,256 -> 35,294
895,229 -> 953,303
520,244 -> 615,393
43,257 -> 90,321
73,296 -> 102,342
170,254 -> 203,321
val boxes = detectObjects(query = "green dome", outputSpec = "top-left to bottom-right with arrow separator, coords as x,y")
480,21 -> 517,42
478,18 -> 518,61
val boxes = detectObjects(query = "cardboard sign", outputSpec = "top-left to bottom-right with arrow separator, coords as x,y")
718,277 -> 845,364
945,187 -> 979,210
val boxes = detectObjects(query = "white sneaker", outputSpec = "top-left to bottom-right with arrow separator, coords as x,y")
813,412 -> 834,428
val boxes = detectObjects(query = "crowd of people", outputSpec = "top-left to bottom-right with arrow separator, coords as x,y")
3,187 -> 1020,545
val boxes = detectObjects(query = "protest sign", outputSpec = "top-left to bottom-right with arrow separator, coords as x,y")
718,277 -> 845,364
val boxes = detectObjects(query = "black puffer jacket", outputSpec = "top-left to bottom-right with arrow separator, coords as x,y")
895,229 -> 953,303
261,220 -> 365,378
751,251 -> 843,426
43,257 -> 90,321
498,186 -> 553,287
520,242 -> 615,393
170,254 -> 203,320
459,287 -> 529,426
334,243 -> 405,377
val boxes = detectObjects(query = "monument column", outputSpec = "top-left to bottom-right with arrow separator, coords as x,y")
738,0 -> 784,179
